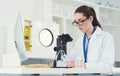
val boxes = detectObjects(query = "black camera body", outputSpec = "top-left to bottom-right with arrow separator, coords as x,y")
54,34 -> 73,60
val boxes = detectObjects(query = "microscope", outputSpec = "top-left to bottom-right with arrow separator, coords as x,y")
53,34 -> 73,67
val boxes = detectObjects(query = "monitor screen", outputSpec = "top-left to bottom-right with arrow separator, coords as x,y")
14,14 -> 27,62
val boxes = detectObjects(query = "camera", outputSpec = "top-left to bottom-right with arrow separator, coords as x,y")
54,34 -> 73,60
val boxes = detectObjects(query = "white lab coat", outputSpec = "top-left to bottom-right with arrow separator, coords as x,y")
66,26 -> 115,69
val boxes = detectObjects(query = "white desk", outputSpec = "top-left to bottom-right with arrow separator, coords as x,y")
112,68 -> 120,74
0,68 -> 112,74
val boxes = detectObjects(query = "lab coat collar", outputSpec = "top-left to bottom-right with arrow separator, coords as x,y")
94,26 -> 103,36
80,26 -> 103,40
88,26 -> 103,46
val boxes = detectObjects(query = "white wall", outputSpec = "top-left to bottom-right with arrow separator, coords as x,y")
0,0 -> 53,67
0,26 -> 7,67
0,0 -> 38,67
0,0 -> 35,26
0,0 -> 53,25
0,0 -> 51,53
33,0 -> 52,22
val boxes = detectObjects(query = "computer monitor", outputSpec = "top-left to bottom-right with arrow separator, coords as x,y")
14,14 -> 27,62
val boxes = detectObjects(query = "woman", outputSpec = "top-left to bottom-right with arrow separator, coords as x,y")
66,5 -> 114,69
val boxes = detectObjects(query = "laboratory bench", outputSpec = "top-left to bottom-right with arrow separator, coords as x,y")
0,67 -> 120,76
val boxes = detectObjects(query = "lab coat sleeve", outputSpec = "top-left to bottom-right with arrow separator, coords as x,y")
65,37 -> 83,62
62,45 -> 78,65
86,33 -> 115,69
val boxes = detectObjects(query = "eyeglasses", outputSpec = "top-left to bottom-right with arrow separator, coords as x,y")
72,18 -> 88,26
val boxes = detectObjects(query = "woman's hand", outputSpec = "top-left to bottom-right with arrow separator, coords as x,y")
81,63 -> 86,69
67,60 -> 87,69
67,60 -> 75,68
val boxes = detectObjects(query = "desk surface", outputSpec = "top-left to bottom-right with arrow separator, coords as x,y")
112,68 -> 120,73
0,68 -> 112,74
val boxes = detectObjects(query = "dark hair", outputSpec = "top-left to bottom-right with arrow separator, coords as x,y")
74,5 -> 102,29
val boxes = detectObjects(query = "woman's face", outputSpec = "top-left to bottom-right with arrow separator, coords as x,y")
74,13 -> 91,32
